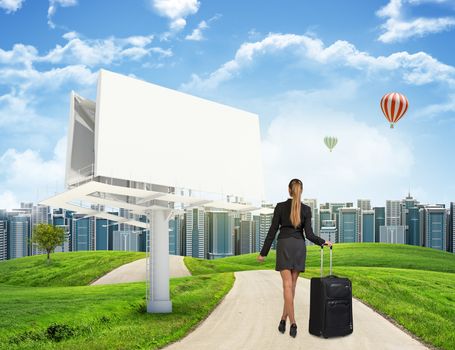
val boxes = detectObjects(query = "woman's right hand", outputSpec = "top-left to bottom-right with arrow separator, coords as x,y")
257,255 -> 265,263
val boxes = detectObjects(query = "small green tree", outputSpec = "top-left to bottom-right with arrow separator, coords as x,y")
32,223 -> 66,263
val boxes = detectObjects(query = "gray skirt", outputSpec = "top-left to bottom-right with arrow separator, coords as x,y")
275,237 -> 307,272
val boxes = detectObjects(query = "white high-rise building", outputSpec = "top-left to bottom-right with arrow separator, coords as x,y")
357,199 -> 371,211
379,225 -> 406,243
319,219 -> 337,243
386,200 -> 401,226
31,204 -> 50,255
304,199 -> 319,235
185,207 -> 207,258
252,206 -> 274,253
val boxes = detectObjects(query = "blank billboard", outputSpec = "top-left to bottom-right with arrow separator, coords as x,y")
90,70 -> 264,202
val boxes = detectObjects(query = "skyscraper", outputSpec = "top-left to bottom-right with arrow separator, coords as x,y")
386,200 -> 401,226
357,200 -> 371,210
400,193 -> 420,245
330,203 -> 349,243
31,204 -> 51,256
112,230 -> 142,251
52,208 -> 70,252
207,211 -> 233,259
357,199 -> 371,242
0,220 -> 7,261
252,206 -> 275,254
8,215 -> 30,259
361,210 -> 375,242
379,225 -> 406,244
319,219 -> 337,243
319,209 -> 332,231
72,215 -> 95,251
304,199 -> 319,235
169,216 -> 178,255
239,220 -> 253,254
450,202 -> 455,253
407,207 -> 421,246
422,206 -> 447,251
185,207 -> 206,258
95,218 -> 110,251
445,209 -> 451,253
338,208 -> 359,243
373,207 -> 385,242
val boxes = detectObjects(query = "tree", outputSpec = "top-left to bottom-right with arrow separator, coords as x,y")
32,223 -> 66,263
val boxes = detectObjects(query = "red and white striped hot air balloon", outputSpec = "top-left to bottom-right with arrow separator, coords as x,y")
380,92 -> 409,128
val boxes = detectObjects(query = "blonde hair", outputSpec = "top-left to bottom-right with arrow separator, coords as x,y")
289,178 -> 303,228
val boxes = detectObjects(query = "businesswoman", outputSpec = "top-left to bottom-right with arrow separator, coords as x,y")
257,178 -> 333,338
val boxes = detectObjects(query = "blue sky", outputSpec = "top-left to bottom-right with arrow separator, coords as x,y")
1,0 -> 455,209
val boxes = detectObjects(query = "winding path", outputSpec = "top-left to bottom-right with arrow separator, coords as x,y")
164,270 -> 428,350
91,255 -> 190,285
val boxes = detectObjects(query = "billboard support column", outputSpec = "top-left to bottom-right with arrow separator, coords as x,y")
147,208 -> 173,313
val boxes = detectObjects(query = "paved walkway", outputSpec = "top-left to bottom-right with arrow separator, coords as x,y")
164,270 -> 428,350
91,255 -> 191,285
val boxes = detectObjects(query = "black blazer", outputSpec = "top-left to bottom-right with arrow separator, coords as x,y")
259,198 -> 326,257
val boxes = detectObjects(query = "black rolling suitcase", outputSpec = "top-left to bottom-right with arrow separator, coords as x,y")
309,245 -> 353,338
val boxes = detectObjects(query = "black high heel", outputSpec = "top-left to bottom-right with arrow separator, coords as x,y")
278,319 -> 286,333
290,323 -> 297,337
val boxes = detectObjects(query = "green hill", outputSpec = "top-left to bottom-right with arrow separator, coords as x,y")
0,245 -> 454,350
0,274 -> 234,350
183,243 -> 455,275
0,251 -> 232,350
0,251 -> 145,287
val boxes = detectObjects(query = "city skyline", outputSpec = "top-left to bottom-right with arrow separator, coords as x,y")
1,1 -> 455,209
1,189 -> 453,262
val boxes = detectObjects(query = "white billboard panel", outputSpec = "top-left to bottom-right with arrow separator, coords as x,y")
93,70 -> 264,202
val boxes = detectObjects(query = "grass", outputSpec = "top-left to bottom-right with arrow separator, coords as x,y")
0,251 -> 145,287
184,243 -> 455,350
1,244 -> 454,349
0,273 -> 234,350
183,243 -> 455,275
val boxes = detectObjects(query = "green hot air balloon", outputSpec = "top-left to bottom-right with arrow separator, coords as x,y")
324,136 -> 338,152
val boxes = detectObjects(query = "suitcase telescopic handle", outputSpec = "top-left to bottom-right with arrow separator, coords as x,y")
320,245 -> 333,277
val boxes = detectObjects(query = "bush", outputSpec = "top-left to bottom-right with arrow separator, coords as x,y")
46,323 -> 75,342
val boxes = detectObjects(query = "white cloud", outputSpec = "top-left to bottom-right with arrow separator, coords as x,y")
0,44 -> 38,68
413,93 -> 455,119
39,32 -> 159,66
185,20 -> 208,41
152,0 -> 200,31
377,0 -> 455,43
0,137 -> 67,209
0,65 -> 97,91
181,33 -> 455,91
48,0 -> 78,28
0,0 -> 23,13
261,87 -> 414,206
185,14 -> 220,41
1,32 -> 167,68
170,17 -> 187,31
